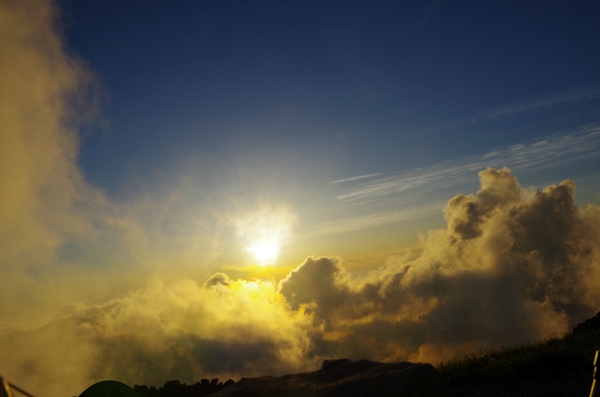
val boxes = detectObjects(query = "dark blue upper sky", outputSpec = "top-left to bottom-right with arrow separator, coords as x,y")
56,1 -> 600,256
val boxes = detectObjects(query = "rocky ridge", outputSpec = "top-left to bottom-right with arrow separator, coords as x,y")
134,359 -> 445,397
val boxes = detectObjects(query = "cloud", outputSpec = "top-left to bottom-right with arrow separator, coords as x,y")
305,202 -> 444,236
330,173 -> 381,184
2,1 -> 600,396
425,88 -> 600,133
279,167 -> 600,364
308,127 -> 600,236
0,275 -> 318,397
0,0 -> 297,327
3,167 -> 599,397
474,88 -> 600,122
0,0 -> 117,322
335,126 -> 600,204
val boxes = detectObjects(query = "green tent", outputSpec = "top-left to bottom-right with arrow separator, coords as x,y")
79,381 -> 138,397
0,377 -> 13,397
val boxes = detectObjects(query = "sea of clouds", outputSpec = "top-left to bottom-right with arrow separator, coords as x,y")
2,167 -> 600,397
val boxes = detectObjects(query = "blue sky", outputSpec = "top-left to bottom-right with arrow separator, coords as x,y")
55,1 -> 600,265
62,1 -> 600,186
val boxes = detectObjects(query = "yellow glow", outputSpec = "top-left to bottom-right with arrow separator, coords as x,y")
248,241 -> 280,265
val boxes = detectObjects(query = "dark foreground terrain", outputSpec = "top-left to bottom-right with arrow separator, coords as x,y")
128,313 -> 600,397
437,312 -> 600,397
134,359 -> 445,397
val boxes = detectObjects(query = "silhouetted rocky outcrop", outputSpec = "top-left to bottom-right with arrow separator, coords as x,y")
133,359 -> 445,397
212,359 -> 446,397
135,377 -> 235,397
573,311 -> 600,334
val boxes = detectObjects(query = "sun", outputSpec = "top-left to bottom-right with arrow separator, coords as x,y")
247,241 -> 280,265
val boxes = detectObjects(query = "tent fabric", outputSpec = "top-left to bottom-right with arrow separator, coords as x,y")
0,378 -> 14,397
79,381 -> 138,397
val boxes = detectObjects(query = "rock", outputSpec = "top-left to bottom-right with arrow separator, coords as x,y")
212,359 -> 447,397
573,311 -> 600,334
160,380 -> 183,397
134,384 -> 149,397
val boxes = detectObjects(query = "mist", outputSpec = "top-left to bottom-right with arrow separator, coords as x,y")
0,0 -> 265,327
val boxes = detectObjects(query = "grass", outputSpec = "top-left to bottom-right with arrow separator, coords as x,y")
436,330 -> 600,388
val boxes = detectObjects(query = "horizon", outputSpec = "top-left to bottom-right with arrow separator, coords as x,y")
1,1 -> 600,397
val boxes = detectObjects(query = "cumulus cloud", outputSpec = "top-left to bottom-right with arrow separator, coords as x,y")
279,167 -> 600,363
0,275 -> 317,397
3,167 -> 599,397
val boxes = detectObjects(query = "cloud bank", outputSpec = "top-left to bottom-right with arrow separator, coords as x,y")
0,0 -> 114,322
0,0 -> 282,327
282,168 -> 600,365
2,167 -> 600,397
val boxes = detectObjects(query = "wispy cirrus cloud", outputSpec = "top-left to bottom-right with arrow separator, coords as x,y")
309,202 -> 445,236
336,126 -> 600,204
473,88 -> 600,123
305,126 -> 600,237
426,88 -> 600,134
330,173 -> 381,184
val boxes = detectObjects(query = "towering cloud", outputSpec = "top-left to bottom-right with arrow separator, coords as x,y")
278,167 -> 600,363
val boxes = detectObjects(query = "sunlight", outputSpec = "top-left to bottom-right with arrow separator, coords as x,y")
235,206 -> 296,267
248,241 -> 280,265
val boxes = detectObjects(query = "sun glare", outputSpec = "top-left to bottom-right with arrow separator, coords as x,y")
248,241 -> 280,265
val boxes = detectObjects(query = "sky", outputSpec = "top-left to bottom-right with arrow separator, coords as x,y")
1,1 -> 600,396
